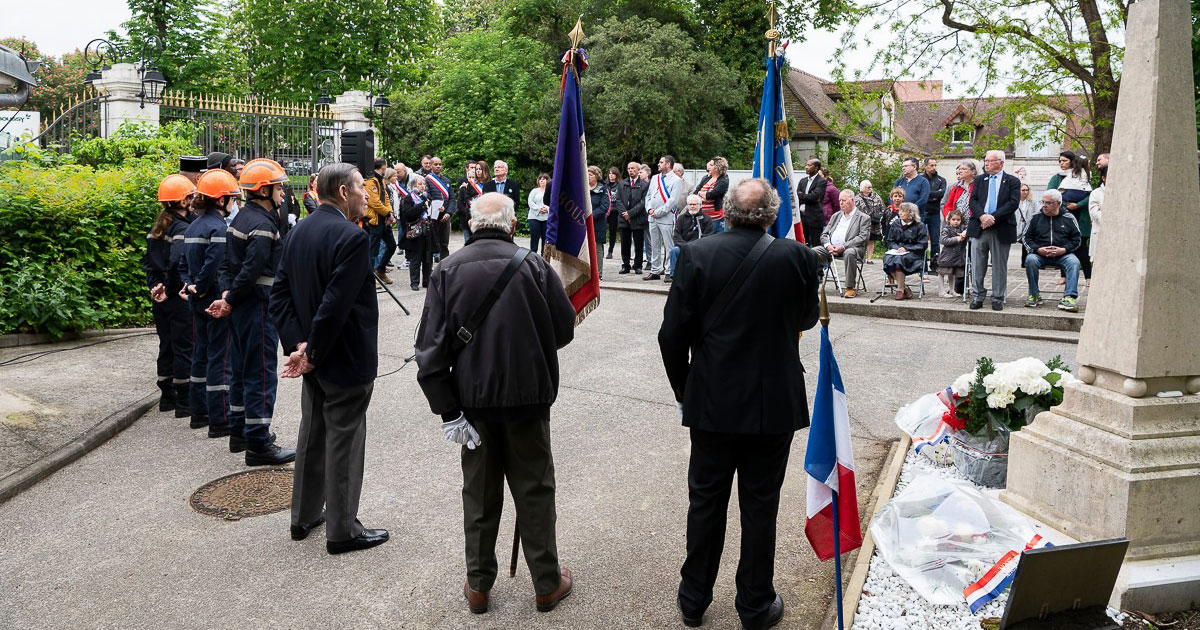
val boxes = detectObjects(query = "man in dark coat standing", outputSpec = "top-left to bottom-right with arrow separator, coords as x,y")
616,161 -> 649,274
967,149 -> 1022,311
659,178 -> 821,630
415,192 -> 577,616
268,162 -> 389,555
481,159 -> 522,208
922,158 -> 947,266
794,158 -> 828,246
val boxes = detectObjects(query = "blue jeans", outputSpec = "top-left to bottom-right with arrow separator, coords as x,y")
711,218 -> 725,234
367,223 -> 385,271
1025,253 -> 1080,298
230,298 -> 278,448
669,246 -> 681,276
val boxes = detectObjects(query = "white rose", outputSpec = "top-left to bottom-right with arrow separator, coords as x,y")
952,372 -> 975,396
987,389 -> 1015,408
1053,369 -> 1078,385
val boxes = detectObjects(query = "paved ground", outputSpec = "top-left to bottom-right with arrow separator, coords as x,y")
0,258 -> 1079,629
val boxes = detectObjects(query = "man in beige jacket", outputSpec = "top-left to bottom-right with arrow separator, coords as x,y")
813,189 -> 871,297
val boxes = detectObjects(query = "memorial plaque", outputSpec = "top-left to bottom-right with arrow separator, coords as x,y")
1001,538 -> 1128,629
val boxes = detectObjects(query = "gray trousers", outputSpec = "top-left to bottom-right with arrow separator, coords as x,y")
648,221 -> 674,274
462,418 -> 561,595
970,229 -> 1011,303
291,375 -> 373,542
813,245 -> 862,289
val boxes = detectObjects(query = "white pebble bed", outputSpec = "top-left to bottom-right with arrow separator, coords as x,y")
851,448 -> 1009,629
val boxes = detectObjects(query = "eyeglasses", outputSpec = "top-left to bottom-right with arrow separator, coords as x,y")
983,158 -> 1001,163
1041,200 -> 1061,205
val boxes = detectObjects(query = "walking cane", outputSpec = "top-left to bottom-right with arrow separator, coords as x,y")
373,270 -> 412,315
509,521 -> 520,577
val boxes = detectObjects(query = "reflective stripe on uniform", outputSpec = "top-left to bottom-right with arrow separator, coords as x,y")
157,375 -> 170,381
206,384 -> 230,392
172,234 -> 185,241
230,405 -> 245,412
190,376 -> 207,383
184,237 -> 210,244
172,378 -> 189,385
210,236 -> 226,243
246,417 -> 271,425
227,227 -> 248,240
255,275 -> 275,286
248,229 -> 278,240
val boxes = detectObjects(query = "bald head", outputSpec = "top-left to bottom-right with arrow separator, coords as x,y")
725,178 -> 780,230
470,191 -> 517,233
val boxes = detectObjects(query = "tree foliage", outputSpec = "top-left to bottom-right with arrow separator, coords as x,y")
580,17 -> 742,170
834,0 -> 1128,159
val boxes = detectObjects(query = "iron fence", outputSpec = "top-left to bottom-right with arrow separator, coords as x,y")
31,91 -> 103,154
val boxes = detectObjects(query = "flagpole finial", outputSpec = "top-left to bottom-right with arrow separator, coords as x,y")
569,19 -> 586,50
819,281 -> 830,328
765,0 -> 781,56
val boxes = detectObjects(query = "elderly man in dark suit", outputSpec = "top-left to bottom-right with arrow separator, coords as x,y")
967,149 -> 1022,311
269,162 -> 389,555
616,161 -> 650,274
659,178 -> 820,630
482,159 -> 522,209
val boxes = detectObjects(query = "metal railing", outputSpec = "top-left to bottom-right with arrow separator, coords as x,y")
30,90 -> 103,153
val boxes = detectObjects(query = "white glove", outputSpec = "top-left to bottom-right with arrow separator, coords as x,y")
288,214 -> 297,226
442,413 -> 482,450
676,401 -> 684,421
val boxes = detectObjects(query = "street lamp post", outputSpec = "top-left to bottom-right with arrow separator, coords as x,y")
84,37 -> 166,108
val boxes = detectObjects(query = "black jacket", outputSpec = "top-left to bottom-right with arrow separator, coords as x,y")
220,200 -> 282,307
179,208 -> 228,311
143,213 -> 192,293
615,177 -> 649,229
1021,211 -> 1081,254
457,180 -> 482,223
692,173 -> 729,214
795,174 -> 828,227
269,205 -> 379,387
398,190 -> 433,250
659,227 -> 820,434
415,229 -> 576,423
967,171 -> 1022,243
923,173 -> 947,216
672,211 -> 714,245
482,179 -> 522,210
590,184 -> 611,244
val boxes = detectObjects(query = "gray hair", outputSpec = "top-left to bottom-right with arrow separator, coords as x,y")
985,149 -> 1005,164
686,194 -> 702,205
859,179 -> 873,191
959,159 -> 978,174
471,192 -> 516,232
1041,189 -> 1063,204
725,178 -> 780,230
317,162 -> 359,202
897,202 -> 921,221
839,189 -> 855,200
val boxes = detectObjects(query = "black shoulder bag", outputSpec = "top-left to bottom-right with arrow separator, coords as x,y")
699,232 -> 775,337
451,248 -> 530,350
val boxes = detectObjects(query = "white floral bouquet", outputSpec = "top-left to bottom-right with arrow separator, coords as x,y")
943,356 -> 1076,437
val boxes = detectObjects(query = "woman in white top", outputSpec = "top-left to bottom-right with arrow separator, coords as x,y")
527,173 -> 550,254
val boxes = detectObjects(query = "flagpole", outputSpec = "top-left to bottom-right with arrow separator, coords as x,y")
819,283 -> 844,629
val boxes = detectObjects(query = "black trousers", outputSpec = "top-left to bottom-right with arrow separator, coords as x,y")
619,227 -> 645,270
679,429 -> 794,625
606,213 -> 619,254
437,218 -> 450,258
407,237 -> 433,288
152,294 -> 192,399
801,218 -> 823,248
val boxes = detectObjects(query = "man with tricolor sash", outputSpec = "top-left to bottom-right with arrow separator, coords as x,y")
425,157 -> 455,260
644,155 -> 685,281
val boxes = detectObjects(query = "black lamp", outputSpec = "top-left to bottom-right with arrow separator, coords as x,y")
139,67 -> 167,106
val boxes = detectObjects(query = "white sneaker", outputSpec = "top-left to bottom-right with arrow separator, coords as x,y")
940,290 -> 953,298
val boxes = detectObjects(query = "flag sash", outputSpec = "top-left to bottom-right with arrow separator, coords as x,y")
425,174 -> 449,198
656,174 -> 670,204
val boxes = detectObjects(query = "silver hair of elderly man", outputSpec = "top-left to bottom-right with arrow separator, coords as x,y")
471,191 -> 517,231
1041,189 -> 1063,204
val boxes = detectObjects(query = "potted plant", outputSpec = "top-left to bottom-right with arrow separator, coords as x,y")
941,356 -> 1075,488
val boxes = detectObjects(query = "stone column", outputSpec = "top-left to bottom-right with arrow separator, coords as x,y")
329,90 -> 374,134
1002,0 -> 1200,612
90,63 -> 159,138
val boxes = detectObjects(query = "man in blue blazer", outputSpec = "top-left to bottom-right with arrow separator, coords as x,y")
967,149 -> 1022,311
269,162 -> 389,555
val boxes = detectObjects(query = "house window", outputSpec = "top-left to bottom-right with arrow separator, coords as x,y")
951,127 -> 973,145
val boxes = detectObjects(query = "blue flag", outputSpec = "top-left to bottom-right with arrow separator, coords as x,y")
751,47 -> 800,241
544,47 -> 599,322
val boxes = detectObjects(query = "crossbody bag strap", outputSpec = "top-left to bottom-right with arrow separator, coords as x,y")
452,248 -> 530,350
699,232 -> 774,337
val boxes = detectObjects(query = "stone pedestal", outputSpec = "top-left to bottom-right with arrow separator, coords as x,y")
91,63 -> 159,138
1002,0 -> 1200,612
330,90 -> 374,133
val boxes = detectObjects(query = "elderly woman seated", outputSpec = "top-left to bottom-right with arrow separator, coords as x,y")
882,202 -> 928,300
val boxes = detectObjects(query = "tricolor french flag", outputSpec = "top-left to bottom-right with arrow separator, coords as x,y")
804,326 -> 863,561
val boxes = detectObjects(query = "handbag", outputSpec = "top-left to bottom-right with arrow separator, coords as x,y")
407,218 -> 432,239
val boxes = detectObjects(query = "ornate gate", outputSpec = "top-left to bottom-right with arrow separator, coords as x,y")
159,92 -> 342,183
29,90 -> 103,153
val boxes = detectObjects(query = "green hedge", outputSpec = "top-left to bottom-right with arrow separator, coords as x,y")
0,124 -> 195,337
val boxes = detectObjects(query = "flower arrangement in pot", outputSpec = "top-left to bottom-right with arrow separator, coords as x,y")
942,356 -> 1076,488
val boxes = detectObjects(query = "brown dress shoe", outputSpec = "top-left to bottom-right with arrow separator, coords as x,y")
463,581 -> 489,614
535,566 -> 573,612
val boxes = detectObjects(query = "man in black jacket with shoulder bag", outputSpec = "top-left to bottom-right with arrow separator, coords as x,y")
659,178 -> 821,630
415,192 -> 578,616
269,163 -> 389,555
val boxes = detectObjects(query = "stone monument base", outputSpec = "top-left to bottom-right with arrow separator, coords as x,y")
1002,382 -> 1200,611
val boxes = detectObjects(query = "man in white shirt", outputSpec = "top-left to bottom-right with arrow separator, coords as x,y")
812,190 -> 871,298
644,155 -> 685,280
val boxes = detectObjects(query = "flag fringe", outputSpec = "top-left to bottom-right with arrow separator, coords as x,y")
541,243 -> 591,295
574,296 -> 599,325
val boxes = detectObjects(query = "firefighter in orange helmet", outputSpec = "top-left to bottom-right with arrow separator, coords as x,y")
143,174 -> 196,415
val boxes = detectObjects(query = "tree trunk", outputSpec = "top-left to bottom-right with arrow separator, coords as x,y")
1092,89 -> 1117,158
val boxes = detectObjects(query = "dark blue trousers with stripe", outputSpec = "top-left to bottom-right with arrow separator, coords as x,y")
189,308 -> 244,431
230,298 -> 278,450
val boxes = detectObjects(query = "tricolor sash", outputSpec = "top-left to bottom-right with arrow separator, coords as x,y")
425,174 -> 449,198
471,181 -> 483,195
656,174 -> 671,204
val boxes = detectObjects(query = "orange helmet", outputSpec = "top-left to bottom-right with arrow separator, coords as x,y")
158,174 -> 196,202
196,169 -> 241,199
239,158 -> 289,192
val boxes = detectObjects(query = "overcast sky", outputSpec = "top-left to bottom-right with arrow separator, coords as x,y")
6,0 -> 132,56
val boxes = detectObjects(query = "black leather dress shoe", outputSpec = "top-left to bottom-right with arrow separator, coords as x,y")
969,299 -> 984,310
245,443 -> 296,466
189,414 -> 209,429
229,435 -> 246,453
741,595 -> 784,630
677,599 -> 704,627
618,267 -> 630,274
290,514 -> 326,541
326,528 -> 389,555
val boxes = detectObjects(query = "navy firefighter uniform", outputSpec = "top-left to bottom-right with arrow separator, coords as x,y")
143,174 -> 195,416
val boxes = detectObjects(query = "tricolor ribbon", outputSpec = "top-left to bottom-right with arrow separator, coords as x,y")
962,534 -> 1053,613
656,174 -> 671,204
425,174 -> 449,198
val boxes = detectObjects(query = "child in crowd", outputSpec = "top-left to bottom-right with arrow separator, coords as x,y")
1057,155 -> 1092,207
938,210 -> 967,298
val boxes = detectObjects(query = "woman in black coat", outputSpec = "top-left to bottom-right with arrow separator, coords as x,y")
588,166 -> 611,279
400,178 -> 435,290
882,202 -> 928,300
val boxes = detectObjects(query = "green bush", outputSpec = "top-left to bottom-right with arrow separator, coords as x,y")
0,123 -> 196,337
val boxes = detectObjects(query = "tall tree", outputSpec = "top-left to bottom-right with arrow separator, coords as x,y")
836,0 -> 1127,158
107,0 -> 246,95
580,16 -> 741,169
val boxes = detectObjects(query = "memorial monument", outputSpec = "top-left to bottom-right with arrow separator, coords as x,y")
1002,0 -> 1200,611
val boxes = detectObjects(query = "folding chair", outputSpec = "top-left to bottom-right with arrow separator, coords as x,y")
871,252 -> 925,302
822,250 -> 868,296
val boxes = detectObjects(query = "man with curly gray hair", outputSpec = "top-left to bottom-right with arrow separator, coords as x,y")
659,177 -> 820,630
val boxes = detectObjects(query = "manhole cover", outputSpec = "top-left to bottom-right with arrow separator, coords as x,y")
189,468 -> 293,520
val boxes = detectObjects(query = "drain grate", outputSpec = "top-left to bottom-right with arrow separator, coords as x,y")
189,468 -> 293,520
